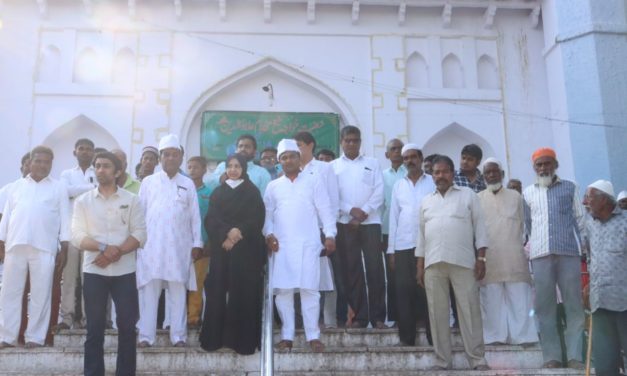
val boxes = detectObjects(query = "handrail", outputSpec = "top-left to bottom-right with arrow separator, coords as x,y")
260,254 -> 274,376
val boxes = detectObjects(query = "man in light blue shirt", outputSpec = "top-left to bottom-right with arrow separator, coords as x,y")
204,134 -> 271,195
381,138 -> 406,325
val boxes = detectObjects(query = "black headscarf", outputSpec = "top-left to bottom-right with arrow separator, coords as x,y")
225,153 -> 250,181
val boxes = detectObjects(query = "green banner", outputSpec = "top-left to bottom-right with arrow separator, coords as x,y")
201,111 -> 340,161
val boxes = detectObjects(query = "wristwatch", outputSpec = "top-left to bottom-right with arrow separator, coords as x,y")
98,243 -> 107,253
477,256 -> 487,263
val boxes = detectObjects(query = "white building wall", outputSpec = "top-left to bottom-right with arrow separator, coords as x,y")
0,1 -> 561,188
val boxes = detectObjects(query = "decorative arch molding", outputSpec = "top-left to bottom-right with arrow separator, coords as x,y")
422,122 -> 496,163
179,57 -> 359,150
112,47 -> 136,84
37,45 -> 62,83
42,114 -> 120,175
442,53 -> 464,89
477,54 -> 499,89
74,47 -> 107,83
406,51 -> 429,88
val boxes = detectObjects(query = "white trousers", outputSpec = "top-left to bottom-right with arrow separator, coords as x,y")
275,288 -> 320,341
138,279 -> 187,345
60,244 -> 84,326
0,245 -> 55,345
480,282 -> 539,345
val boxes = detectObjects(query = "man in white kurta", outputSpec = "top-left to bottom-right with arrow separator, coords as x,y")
0,146 -> 70,348
264,139 -> 336,352
478,158 -> 538,344
478,158 -> 538,345
137,134 -> 203,347
295,131 -> 340,329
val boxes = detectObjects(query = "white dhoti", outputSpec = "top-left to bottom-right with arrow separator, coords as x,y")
480,281 -> 538,345
275,288 -> 320,341
138,279 -> 187,345
319,256 -> 337,328
0,245 -> 55,345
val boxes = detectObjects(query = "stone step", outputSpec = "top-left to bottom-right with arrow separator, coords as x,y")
0,370 -> 591,376
0,344 -> 549,373
53,328 -> 456,348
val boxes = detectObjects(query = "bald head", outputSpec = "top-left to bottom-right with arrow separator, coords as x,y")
111,149 -> 128,171
385,138 -> 404,166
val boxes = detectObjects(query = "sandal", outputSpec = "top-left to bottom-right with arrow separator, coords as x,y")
309,339 -> 325,353
274,340 -> 293,352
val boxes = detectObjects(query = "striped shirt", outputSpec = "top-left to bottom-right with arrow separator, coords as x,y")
522,177 -> 585,259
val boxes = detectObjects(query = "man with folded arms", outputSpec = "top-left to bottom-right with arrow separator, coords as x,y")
72,151 -> 146,376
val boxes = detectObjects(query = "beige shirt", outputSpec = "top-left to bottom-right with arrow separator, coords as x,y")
72,187 -> 146,277
478,188 -> 531,284
416,185 -> 488,270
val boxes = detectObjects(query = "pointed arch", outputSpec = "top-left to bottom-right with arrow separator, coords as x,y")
42,115 -> 120,176
442,53 -> 464,89
112,47 -> 136,84
477,54 -> 499,89
180,57 -> 359,154
73,47 -> 108,83
37,45 -> 62,83
406,52 -> 429,88
422,122 -> 495,164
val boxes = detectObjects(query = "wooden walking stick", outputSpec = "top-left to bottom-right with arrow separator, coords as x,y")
585,314 -> 593,376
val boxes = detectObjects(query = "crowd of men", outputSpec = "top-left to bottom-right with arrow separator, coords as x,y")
0,128 -> 625,376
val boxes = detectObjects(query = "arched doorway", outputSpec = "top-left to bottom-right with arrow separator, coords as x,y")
422,122 -> 497,168
179,58 -> 358,165
42,115 -> 119,177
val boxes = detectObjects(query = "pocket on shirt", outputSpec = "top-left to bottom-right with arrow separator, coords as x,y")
361,169 -> 375,185
448,205 -> 469,219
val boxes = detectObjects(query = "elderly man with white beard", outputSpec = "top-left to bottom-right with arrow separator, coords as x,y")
478,158 -> 538,346
522,148 -> 586,369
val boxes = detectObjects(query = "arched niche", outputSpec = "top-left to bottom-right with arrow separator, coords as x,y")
422,122 -> 496,166
442,53 -> 464,89
42,115 -> 120,177
73,47 -> 108,84
112,47 -> 136,84
180,58 -> 358,160
37,45 -> 61,83
406,52 -> 429,88
477,55 -> 499,89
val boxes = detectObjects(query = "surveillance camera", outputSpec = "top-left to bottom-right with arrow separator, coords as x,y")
262,85 -> 269,92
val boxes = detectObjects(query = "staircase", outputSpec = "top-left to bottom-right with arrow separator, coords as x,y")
0,327 -> 591,375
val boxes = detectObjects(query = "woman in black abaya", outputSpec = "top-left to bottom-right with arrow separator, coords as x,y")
199,153 -> 266,355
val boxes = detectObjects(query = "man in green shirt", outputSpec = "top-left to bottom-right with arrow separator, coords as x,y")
187,156 -> 213,327
112,149 -> 141,194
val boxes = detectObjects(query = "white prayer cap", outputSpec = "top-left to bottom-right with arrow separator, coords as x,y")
588,179 -> 615,199
277,139 -> 299,158
158,134 -> 181,152
482,157 -> 502,170
401,143 -> 421,155
618,190 -> 627,201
